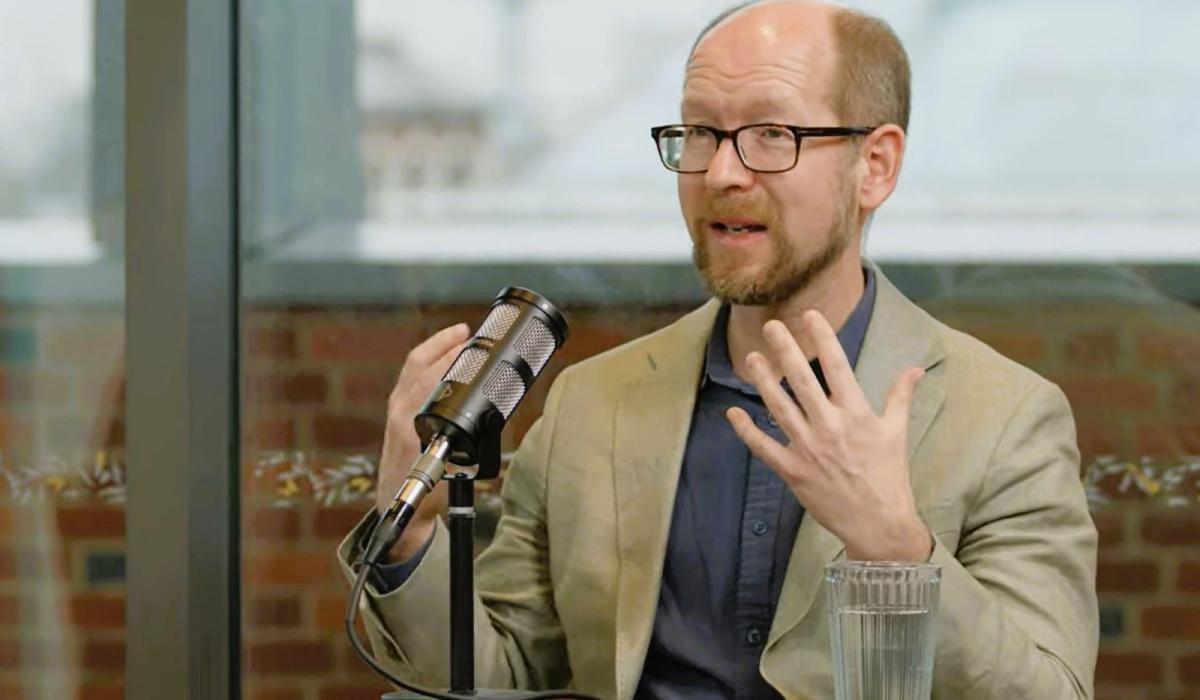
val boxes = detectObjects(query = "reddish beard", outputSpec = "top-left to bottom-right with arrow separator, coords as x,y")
690,188 -> 855,306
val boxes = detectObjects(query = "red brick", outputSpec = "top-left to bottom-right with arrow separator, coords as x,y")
969,329 -> 1049,364
249,640 -> 333,674
0,508 -> 13,537
1074,418 -> 1124,462
70,595 -> 125,628
1095,651 -> 1163,684
250,418 -> 296,450
0,551 -> 14,579
1173,372 -> 1200,419
247,328 -> 297,361
307,325 -> 417,364
82,640 -> 124,672
557,325 -> 629,365
245,552 -> 335,586
56,507 -> 124,538
318,684 -> 393,700
0,684 -> 21,700
248,508 -> 301,540
1142,513 -> 1200,546
1091,512 -> 1124,549
79,685 -> 124,700
1181,654 -> 1200,685
343,372 -> 396,406
1179,562 -> 1200,592
313,415 -> 383,450
1142,607 -> 1200,639
0,639 -> 18,668
251,373 -> 329,404
1138,331 -> 1200,365
316,596 -> 345,632
1064,330 -> 1122,371
1136,423 -> 1200,457
1056,376 -> 1157,413
1096,559 -> 1159,593
251,688 -> 304,700
314,507 -> 367,540
0,596 -> 20,625
249,597 -> 302,627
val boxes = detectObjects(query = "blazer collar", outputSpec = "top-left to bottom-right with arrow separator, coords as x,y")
611,299 -> 720,699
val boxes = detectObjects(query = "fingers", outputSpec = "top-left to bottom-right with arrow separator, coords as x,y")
407,323 -> 470,368
744,350 -> 808,443
802,311 -> 869,411
392,323 -> 471,401
761,320 -> 827,421
726,406 -> 795,479
412,340 -> 468,404
884,366 -> 925,425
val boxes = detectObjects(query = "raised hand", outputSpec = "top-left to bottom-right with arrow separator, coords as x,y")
726,311 -> 930,561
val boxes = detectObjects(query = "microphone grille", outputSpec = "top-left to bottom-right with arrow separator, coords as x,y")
482,361 -> 525,418
478,303 -> 521,340
445,346 -> 489,385
513,318 -> 558,375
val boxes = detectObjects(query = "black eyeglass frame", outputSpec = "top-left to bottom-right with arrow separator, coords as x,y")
650,123 -> 878,173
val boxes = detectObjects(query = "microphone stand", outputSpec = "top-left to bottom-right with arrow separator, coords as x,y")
383,473 -> 530,699
379,423 -> 562,700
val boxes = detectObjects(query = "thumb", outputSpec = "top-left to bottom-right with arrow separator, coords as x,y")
883,366 -> 925,423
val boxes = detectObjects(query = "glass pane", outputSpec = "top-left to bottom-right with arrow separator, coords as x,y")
239,1 -> 1199,699
1,0 -> 126,698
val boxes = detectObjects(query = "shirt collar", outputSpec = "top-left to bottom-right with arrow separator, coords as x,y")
703,266 -> 877,395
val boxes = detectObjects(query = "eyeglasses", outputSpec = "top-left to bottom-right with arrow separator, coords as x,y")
650,123 -> 877,174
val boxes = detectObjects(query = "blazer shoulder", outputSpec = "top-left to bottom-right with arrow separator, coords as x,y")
932,316 -> 1065,412
553,300 -> 718,391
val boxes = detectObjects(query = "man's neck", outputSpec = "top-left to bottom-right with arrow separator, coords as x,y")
726,251 -> 866,384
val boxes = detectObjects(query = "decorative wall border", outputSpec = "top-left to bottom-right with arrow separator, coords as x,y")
1,451 -> 1197,507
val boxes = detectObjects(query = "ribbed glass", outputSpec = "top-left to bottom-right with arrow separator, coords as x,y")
825,561 -> 941,700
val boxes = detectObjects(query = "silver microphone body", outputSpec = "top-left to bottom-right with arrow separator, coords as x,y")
361,287 -> 568,566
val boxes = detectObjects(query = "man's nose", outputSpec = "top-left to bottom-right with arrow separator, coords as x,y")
704,137 -> 755,191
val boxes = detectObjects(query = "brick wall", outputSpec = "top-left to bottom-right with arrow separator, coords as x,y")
2,289 -> 1199,699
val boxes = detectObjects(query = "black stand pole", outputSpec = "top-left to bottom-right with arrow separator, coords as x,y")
448,475 -> 476,693
381,474 -> 531,700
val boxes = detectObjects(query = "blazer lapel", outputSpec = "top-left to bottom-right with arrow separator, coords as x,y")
612,300 -> 719,700
767,264 -> 948,650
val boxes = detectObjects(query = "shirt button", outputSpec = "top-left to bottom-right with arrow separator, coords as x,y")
746,627 -> 764,646
751,519 -> 769,536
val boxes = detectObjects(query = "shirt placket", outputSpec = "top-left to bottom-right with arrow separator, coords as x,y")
732,402 -> 787,700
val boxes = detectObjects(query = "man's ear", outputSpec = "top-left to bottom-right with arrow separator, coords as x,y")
857,124 -> 905,213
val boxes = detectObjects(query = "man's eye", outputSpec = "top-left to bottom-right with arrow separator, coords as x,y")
762,127 -> 789,139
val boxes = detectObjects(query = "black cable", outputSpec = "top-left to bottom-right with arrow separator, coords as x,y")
345,559 -> 601,700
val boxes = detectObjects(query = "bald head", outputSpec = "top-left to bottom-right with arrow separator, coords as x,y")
688,0 -> 911,131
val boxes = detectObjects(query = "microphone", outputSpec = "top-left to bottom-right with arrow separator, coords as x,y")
362,287 -> 569,565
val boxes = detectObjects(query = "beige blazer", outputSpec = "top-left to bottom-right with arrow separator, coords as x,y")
339,268 -> 1098,699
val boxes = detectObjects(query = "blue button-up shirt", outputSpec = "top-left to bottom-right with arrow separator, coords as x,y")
635,268 -> 876,700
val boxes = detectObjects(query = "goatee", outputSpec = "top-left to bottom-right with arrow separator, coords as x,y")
693,190 -> 855,306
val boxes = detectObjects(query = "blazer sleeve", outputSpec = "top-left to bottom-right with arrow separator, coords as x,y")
335,369 -> 573,690
929,380 -> 1099,699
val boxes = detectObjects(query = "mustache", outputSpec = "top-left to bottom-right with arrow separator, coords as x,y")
696,197 -> 780,227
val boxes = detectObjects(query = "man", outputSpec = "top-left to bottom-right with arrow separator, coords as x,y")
338,1 -> 1099,698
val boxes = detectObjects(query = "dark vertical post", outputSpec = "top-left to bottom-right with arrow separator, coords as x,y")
447,475 -> 477,693
125,0 -> 240,696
